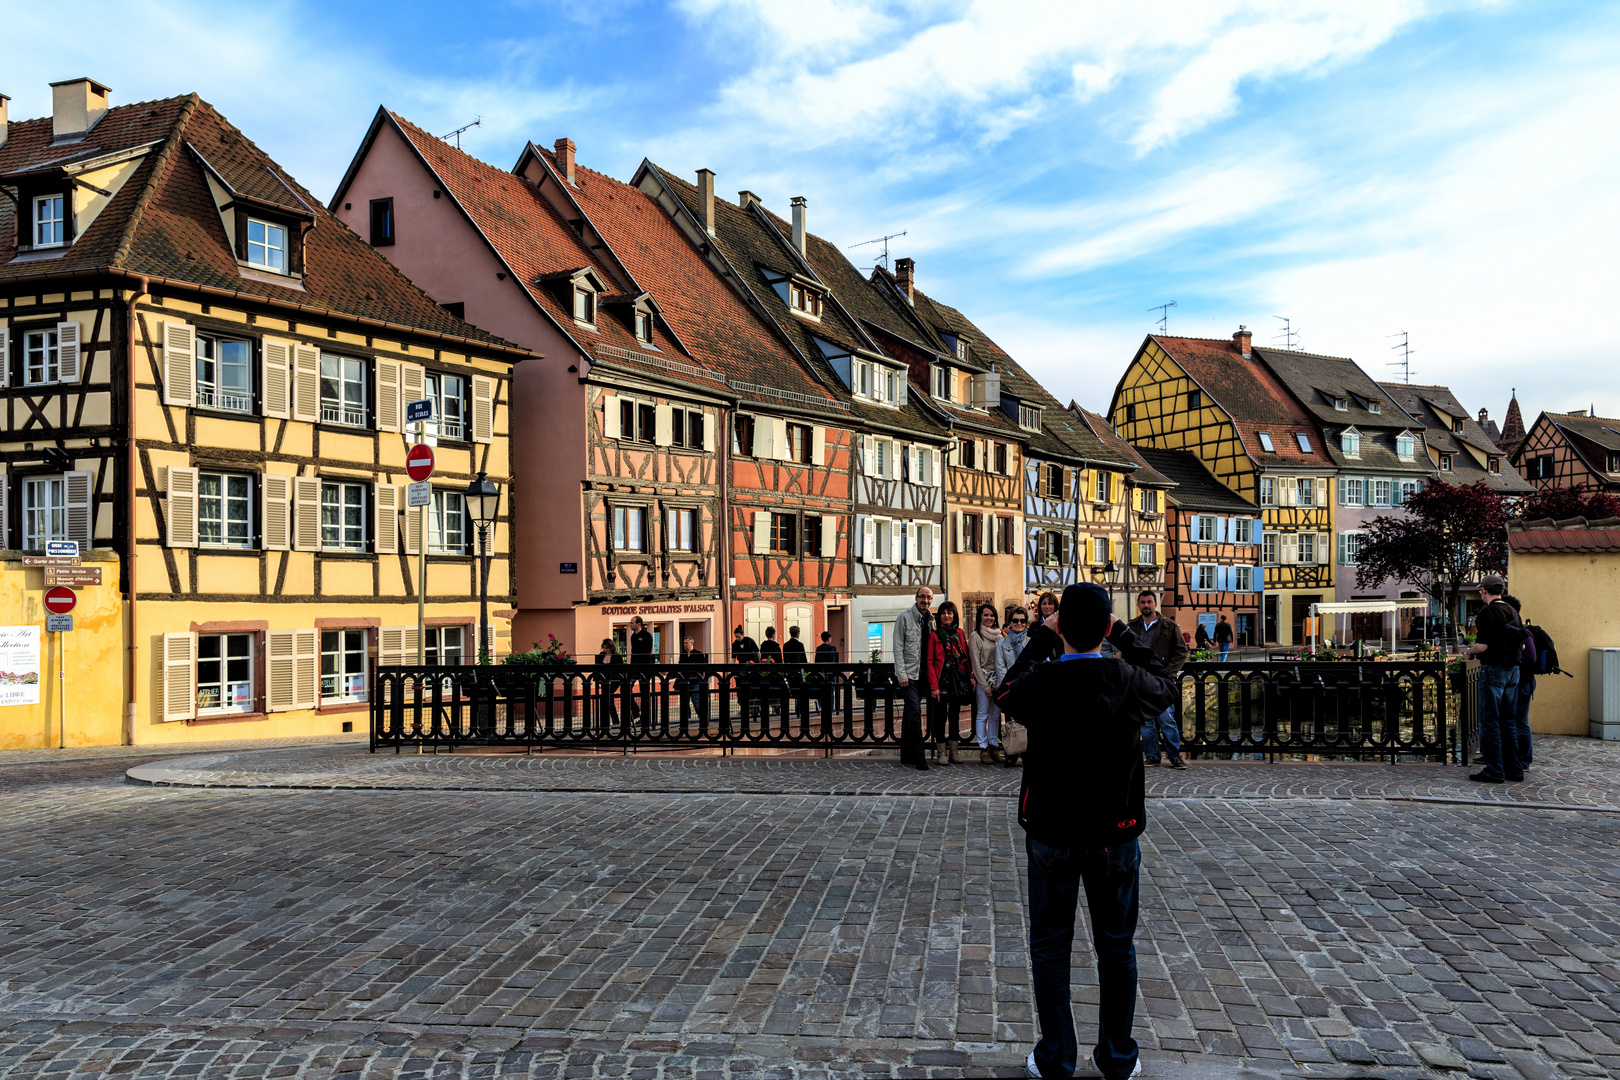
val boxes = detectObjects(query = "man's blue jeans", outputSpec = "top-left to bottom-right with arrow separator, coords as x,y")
1026,835 -> 1141,1080
1515,672 -> 1536,767
1217,643 -> 1230,661
1141,705 -> 1180,761
1477,663 -> 1523,781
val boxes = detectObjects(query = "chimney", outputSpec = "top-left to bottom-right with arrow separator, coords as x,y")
1478,407 -> 1489,425
1233,325 -> 1252,358
1572,409 -> 1588,417
790,196 -> 806,256
50,77 -> 110,141
895,257 -> 915,305
0,93 -> 8,149
738,190 -> 760,209
696,168 -> 716,235
553,138 -> 576,185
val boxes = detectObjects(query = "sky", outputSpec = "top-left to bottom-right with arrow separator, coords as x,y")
8,0 -> 1618,424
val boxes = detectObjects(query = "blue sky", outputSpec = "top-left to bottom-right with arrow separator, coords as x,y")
11,0 -> 1618,425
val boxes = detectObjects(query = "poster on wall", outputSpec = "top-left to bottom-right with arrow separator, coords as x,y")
0,626 -> 42,707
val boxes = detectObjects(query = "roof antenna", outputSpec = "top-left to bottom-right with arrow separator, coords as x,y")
1148,301 -> 1176,333
1387,330 -> 1416,384
1272,315 -> 1299,351
440,117 -> 482,149
848,230 -> 907,271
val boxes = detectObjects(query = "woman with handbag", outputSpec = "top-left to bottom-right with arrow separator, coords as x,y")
994,607 -> 1032,766
925,600 -> 974,765
968,603 -> 1004,764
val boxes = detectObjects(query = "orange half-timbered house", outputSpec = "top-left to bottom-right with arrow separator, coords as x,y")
1512,411 -> 1620,496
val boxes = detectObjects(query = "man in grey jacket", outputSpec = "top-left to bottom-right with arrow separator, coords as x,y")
894,587 -> 934,770
1129,590 -> 1189,769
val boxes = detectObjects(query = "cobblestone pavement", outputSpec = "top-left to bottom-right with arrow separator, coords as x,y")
0,753 -> 1617,1077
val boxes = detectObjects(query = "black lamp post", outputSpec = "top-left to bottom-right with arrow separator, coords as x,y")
1103,559 -> 1119,614
464,471 -> 501,663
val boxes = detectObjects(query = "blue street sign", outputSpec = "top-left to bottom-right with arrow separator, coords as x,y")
405,398 -> 435,423
46,541 -> 79,558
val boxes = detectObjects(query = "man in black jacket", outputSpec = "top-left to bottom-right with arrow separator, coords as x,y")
783,626 -> 808,664
997,583 -> 1173,1080
815,631 -> 839,663
1466,574 -> 1524,783
732,626 -> 759,664
1128,590 -> 1188,769
679,637 -> 707,722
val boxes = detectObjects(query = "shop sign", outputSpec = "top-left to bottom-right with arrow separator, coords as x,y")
0,627 -> 41,706
600,602 -> 717,617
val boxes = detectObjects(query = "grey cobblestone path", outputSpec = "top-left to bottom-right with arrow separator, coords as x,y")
0,752 -> 1615,1077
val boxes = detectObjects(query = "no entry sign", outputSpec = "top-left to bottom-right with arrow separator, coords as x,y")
406,443 -> 436,483
44,586 -> 77,616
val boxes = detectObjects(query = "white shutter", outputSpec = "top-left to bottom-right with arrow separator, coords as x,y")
161,632 -> 196,722
753,511 -> 770,554
471,375 -> 495,443
64,470 -> 92,549
261,474 -> 290,550
293,476 -> 321,551
268,630 -> 296,711
702,412 -> 715,451
401,362 -> 426,426
292,344 -> 320,423
375,358 -> 401,433
1318,533 -> 1332,564
293,629 -> 317,709
862,436 -> 875,478
262,338 -> 291,419
771,417 -> 789,461
654,404 -> 672,447
889,440 -> 902,480
166,466 -> 199,548
602,394 -> 621,439
374,482 -> 399,554
378,626 -> 404,667
57,320 -> 82,386
0,474 -> 7,548
860,516 -> 874,563
932,449 -> 942,487
161,321 -> 194,405
405,498 -> 423,555
1011,518 -> 1021,554
0,327 -> 8,388
811,427 -> 826,466
953,510 -> 964,553
820,514 -> 837,557
888,518 -> 901,566
931,523 -> 942,565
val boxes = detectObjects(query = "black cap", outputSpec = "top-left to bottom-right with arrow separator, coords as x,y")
1059,583 -> 1112,647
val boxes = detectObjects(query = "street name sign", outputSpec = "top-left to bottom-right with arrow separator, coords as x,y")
405,398 -> 435,424
406,443 -> 436,482
46,541 -> 80,558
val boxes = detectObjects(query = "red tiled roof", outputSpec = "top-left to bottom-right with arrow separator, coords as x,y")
1508,517 -> 1620,553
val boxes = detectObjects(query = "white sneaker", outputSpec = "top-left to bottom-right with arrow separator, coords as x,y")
1025,1050 -> 1041,1078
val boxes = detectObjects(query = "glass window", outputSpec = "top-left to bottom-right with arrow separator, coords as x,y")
197,633 -> 254,714
613,505 -> 645,551
874,439 -> 889,478
23,477 -> 67,552
199,472 -> 252,548
1440,453 -> 1455,472
732,415 -> 755,456
1297,478 -> 1315,505
804,514 -> 823,556
1260,477 -> 1275,505
1341,431 -> 1360,456
319,354 -> 367,427
885,370 -> 898,403
1333,397 -> 1348,412
789,283 -> 822,317
1298,532 -> 1315,562
1233,517 -> 1252,543
1296,433 -> 1312,453
995,443 -> 1008,474
1187,390 -> 1201,410
1341,477 -> 1364,506
429,490 -> 466,554
1138,542 -> 1154,565
666,507 -> 696,552
34,195 -> 65,247
573,288 -> 595,323
786,423 -> 813,464
196,335 -> 253,413
873,518 -> 891,563
932,365 -> 950,400
1258,432 -> 1275,453
1094,470 -> 1109,502
1488,457 -> 1501,474
1401,480 -> 1420,502
1092,537 -> 1108,565
1196,516 -> 1216,542
916,447 -> 933,485
426,626 -> 465,666
1396,433 -> 1415,459
1141,488 -> 1158,513
954,338 -> 967,360
1235,566 -> 1254,591
634,309 -> 652,343
320,481 -> 367,551
24,329 -> 59,385
425,373 -> 465,440
1019,404 -> 1040,430
1372,479 -> 1393,507
1338,532 -> 1366,565
856,363 -> 872,397
369,198 -> 394,246
1196,565 -> 1216,591
770,513 -> 796,555
1367,400 -> 1381,413
320,629 -> 368,703
246,219 -> 287,271
1262,532 -> 1278,564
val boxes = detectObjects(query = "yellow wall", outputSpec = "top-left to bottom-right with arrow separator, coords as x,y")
0,553 -> 126,749
1507,547 -> 1620,735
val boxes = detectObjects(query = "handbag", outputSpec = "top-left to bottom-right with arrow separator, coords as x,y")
1001,715 -> 1029,756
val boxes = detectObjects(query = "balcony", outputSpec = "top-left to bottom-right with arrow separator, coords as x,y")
197,388 -> 253,414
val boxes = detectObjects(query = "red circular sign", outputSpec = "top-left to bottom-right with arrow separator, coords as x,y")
44,586 -> 77,615
406,443 -> 436,483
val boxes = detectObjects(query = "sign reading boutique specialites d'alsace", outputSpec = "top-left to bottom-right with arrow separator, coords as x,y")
599,602 -> 718,617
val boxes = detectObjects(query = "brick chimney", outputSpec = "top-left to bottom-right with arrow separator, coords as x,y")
0,93 -> 9,149
1233,325 -> 1252,358
790,196 -> 806,256
895,257 -> 915,305
553,138 -> 576,185
1478,407 -> 1490,426
696,169 -> 716,235
51,77 -> 110,141
738,190 -> 760,209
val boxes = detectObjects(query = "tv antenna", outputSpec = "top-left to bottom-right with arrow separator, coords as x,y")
848,230 -> 907,270
1387,331 -> 1417,383
1148,301 -> 1176,333
1272,315 -> 1299,351
440,117 -> 482,149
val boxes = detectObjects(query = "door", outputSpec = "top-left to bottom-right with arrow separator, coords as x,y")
1235,613 -> 1253,648
1263,596 -> 1279,644
680,619 -> 710,659
1291,595 -> 1321,646
1351,612 -> 1383,643
827,607 -> 847,661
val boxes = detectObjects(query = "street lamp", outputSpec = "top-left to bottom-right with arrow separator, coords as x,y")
464,471 -> 500,663
1103,558 -> 1119,613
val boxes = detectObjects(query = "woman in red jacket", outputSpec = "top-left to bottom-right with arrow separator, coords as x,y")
926,600 -> 974,765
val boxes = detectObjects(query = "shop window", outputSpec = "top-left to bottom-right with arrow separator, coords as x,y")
198,633 -> 254,714
321,629 -> 369,704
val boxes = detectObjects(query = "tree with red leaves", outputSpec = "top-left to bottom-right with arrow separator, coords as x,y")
1355,481 -> 1509,641
1514,484 -> 1620,523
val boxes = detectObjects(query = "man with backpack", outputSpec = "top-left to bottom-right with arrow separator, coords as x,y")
1466,575 -> 1525,783
1504,595 -> 1554,771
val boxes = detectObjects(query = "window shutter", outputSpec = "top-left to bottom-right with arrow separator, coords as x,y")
932,449 -> 942,487
293,629 -> 318,709
1060,531 -> 1072,567
601,394 -> 621,439
65,470 -> 92,549
753,511 -> 769,554
268,630 -> 296,711
161,632 -> 196,723
1132,487 -> 1142,512
862,436 -> 875,478
820,514 -> 837,558
953,511 -> 963,553
57,320 -> 83,386
375,482 -> 399,554
160,321 -> 194,405
405,498 -> 423,555
654,404 -> 672,447
702,412 -> 714,452
889,519 -> 901,566
166,466 -> 199,548
1219,516 -> 1230,543
375,358 -> 401,433
0,474 -> 7,548
860,515 -> 874,563
807,427 -> 823,467
401,362 -> 425,425
471,375 -> 494,444
293,477 -> 321,551
0,327 -> 9,388
930,523 -> 942,565
262,338 -> 291,418
773,418 -> 790,461
1337,532 -> 1347,565
292,344 -> 320,422
1318,533 -> 1332,564
261,474 -> 290,550
378,626 -> 404,667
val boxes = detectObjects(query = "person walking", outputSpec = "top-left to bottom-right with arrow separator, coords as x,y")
732,625 -> 759,664
968,603 -> 1004,763
783,626 -> 808,664
815,631 -> 839,663
678,636 -> 707,724
894,587 -> 934,770
996,583 -> 1173,1080
994,607 -> 1032,767
1213,616 -> 1233,661
1129,590 -> 1189,769
926,600 -> 974,766
783,625 -> 809,722
593,637 -> 623,735
814,630 -> 839,723
628,616 -> 654,664
760,627 -> 783,664
1466,574 -> 1525,783
1504,594 -> 1536,772
1193,622 -> 1210,651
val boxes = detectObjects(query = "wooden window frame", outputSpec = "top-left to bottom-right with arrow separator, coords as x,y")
733,414 -> 757,457
320,628 -> 371,705
770,512 -> 797,556
612,503 -> 648,554
320,479 -> 370,553
664,505 -> 698,554
246,217 -> 290,273
368,198 -> 395,247
197,470 -> 255,550
33,193 -> 67,248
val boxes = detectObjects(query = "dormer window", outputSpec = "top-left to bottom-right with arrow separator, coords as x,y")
634,309 -> 652,344
1258,432 -> 1275,453
573,287 -> 596,326
1018,404 -> 1040,431
1396,432 -> 1415,459
33,195 -> 66,248
1488,456 -> 1501,474
1367,400 -> 1381,414
247,218 -> 288,272
1341,429 -> 1360,457
932,365 -> 950,401
1333,396 -> 1348,411
788,282 -> 822,318
1451,416 -> 1464,433
1440,453 -> 1455,471
954,338 -> 967,360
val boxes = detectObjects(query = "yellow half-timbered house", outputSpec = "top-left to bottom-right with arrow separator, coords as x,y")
0,83 -> 531,746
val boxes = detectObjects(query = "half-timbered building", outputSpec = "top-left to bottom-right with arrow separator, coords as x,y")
1378,383 -> 1528,497
1067,406 -> 1175,612
0,83 -> 528,744
1510,411 -> 1620,496
1110,328 -> 1336,646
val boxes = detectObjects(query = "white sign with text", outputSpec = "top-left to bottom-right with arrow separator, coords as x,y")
0,626 -> 42,707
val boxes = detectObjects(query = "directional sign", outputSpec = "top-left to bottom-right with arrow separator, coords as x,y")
405,398 -> 435,424
23,557 -> 81,567
46,614 -> 73,633
43,587 -> 77,616
406,443 -> 436,483
44,567 -> 102,588
46,540 -> 80,558
406,480 -> 431,508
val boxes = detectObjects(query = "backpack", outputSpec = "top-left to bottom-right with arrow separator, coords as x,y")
1526,623 -> 1561,675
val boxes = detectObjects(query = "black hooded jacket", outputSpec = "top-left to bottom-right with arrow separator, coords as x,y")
994,621 -> 1175,849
